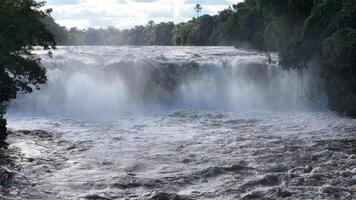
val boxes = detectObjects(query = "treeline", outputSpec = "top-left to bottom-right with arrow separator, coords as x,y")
47,7 -> 266,47
65,21 -> 175,46
45,4 -> 266,47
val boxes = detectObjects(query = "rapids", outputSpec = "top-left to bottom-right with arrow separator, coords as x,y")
3,46 -> 356,200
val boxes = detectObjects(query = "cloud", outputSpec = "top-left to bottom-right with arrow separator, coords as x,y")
148,9 -> 175,18
185,0 -> 231,5
89,18 -> 115,27
45,0 -> 242,29
56,19 -> 89,29
47,0 -> 80,5
130,0 -> 160,2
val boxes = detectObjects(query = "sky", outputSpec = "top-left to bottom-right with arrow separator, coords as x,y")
44,0 -> 243,29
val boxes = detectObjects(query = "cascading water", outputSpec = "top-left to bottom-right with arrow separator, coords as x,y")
4,47 -> 355,200
8,46 -> 325,118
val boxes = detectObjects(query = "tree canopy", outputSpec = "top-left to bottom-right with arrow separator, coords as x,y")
0,0 -> 56,147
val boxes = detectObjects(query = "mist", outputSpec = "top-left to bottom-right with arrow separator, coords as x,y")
7,46 -> 326,120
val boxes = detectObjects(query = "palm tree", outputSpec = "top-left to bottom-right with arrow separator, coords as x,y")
194,4 -> 202,18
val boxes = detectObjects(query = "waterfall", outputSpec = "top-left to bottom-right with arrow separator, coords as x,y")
8,46 -> 326,119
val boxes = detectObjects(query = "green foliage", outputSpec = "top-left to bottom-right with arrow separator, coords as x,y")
279,0 -> 355,70
42,16 -> 69,45
303,0 -> 343,55
0,0 -> 56,147
232,4 -> 266,49
321,28 -> 356,116
172,15 -> 215,46
63,21 -> 175,46
172,22 -> 193,45
174,3 -> 266,47
275,0 -> 356,116
148,22 -> 175,45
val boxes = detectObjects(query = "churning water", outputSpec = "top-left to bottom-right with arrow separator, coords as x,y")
8,46 -> 325,117
3,47 -> 356,199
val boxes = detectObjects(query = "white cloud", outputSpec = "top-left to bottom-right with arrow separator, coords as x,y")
185,0 -> 231,5
45,0 -> 243,29
56,19 -> 90,29
47,0 -> 80,5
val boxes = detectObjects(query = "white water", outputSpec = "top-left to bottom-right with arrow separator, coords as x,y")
5,47 -> 355,200
7,46 -> 325,118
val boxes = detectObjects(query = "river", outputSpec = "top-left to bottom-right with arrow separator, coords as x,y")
3,46 -> 356,199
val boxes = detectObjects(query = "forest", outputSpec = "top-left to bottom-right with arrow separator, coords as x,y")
0,0 -> 356,148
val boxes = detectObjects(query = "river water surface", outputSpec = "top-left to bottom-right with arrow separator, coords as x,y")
3,47 -> 356,199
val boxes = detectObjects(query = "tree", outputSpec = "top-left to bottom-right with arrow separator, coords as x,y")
42,16 -> 69,45
0,0 -> 56,147
265,0 -> 356,116
84,28 -> 104,45
152,22 -> 175,45
195,4 -> 203,18
322,28 -> 356,116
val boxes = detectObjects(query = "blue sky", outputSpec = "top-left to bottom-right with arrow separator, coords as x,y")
44,0 -> 243,29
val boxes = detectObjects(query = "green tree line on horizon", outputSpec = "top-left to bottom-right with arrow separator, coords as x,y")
44,7 -> 263,47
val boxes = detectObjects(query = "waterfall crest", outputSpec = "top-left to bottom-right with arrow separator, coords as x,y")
8,46 -> 326,118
